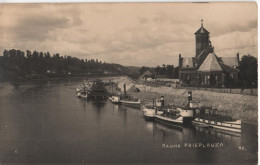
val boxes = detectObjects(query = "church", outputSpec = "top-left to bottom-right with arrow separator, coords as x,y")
179,20 -> 239,87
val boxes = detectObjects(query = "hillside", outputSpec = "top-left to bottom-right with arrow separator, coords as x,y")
0,49 -> 134,81
125,66 -> 140,74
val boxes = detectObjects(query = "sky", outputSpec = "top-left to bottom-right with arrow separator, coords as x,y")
0,2 -> 257,67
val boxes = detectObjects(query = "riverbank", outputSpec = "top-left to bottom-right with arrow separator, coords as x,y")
125,84 -> 258,125
0,73 -> 125,82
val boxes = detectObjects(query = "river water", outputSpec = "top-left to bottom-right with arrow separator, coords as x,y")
0,79 -> 257,164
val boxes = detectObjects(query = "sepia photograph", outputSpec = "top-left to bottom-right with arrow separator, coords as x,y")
0,2 -> 258,165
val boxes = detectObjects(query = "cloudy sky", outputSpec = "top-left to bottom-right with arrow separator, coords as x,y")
0,2 -> 257,66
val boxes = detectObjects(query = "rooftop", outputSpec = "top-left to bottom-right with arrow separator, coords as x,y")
198,53 -> 223,72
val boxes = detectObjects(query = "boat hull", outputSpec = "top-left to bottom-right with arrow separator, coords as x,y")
143,115 -> 155,121
143,106 -> 162,121
155,115 -> 183,128
192,118 -> 241,133
120,100 -> 141,108
112,101 -> 121,104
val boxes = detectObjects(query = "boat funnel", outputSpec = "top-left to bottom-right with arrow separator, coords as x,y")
123,84 -> 126,96
160,96 -> 165,107
188,91 -> 192,102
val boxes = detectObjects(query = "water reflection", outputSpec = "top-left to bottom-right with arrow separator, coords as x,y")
0,80 -> 257,164
193,125 -> 241,147
143,119 -> 243,148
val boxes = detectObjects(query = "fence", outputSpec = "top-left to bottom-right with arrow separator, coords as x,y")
137,80 -> 257,96
180,87 -> 258,96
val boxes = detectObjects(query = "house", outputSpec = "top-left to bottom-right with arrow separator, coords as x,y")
179,20 -> 239,87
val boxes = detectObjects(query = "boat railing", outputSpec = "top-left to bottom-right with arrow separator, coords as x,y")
195,114 -> 235,122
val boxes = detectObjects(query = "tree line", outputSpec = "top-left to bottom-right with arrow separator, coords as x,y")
137,55 -> 257,88
1,49 -> 129,81
238,55 -> 257,88
138,64 -> 179,79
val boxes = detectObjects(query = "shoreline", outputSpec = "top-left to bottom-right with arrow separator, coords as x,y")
0,74 -> 125,83
124,84 -> 258,126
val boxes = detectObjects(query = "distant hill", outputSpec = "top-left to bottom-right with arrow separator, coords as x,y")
1,49 -> 137,81
125,66 -> 140,74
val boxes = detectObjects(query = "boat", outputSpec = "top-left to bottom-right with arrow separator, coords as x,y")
120,99 -> 141,108
143,95 -> 194,127
142,105 -> 163,120
76,81 -> 93,94
111,95 -> 120,104
80,93 -> 88,100
76,80 -> 95,100
112,83 -> 141,108
142,97 -> 165,120
110,95 -> 140,108
76,88 -> 81,93
192,107 -> 241,133
155,107 -> 194,128
88,80 -> 107,99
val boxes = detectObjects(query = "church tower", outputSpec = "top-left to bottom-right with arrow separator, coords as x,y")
195,20 -> 210,57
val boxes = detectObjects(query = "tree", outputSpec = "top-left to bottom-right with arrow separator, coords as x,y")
166,65 -> 174,75
138,66 -> 150,75
238,55 -> 257,87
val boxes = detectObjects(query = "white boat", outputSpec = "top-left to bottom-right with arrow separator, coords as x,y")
192,107 -> 242,133
80,93 -> 88,100
111,96 -> 120,104
154,107 -> 194,127
155,115 -> 184,127
120,99 -> 141,108
142,105 -> 163,120
192,118 -> 242,133
76,88 -> 81,93
76,81 -> 94,94
77,92 -> 81,98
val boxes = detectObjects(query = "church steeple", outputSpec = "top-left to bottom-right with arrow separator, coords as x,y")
195,20 -> 210,57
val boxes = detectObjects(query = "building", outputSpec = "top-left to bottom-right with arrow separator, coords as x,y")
179,20 -> 239,87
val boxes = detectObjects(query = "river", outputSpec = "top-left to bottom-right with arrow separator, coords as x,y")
0,78 -> 257,164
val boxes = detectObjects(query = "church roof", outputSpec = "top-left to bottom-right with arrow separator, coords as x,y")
195,27 -> 209,34
219,57 -> 239,67
182,57 -> 196,68
221,63 -> 239,73
196,46 -> 214,68
198,53 -> 223,72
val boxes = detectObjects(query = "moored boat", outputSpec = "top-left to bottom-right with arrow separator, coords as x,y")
111,95 -> 121,104
120,99 -> 141,108
192,118 -> 241,133
155,107 -> 194,128
142,97 -> 165,120
143,95 -> 194,127
80,93 -> 88,100
142,105 -> 164,120
142,105 -> 156,120
192,107 -> 241,133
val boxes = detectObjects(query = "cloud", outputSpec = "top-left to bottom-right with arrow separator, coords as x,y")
0,2 -> 257,67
